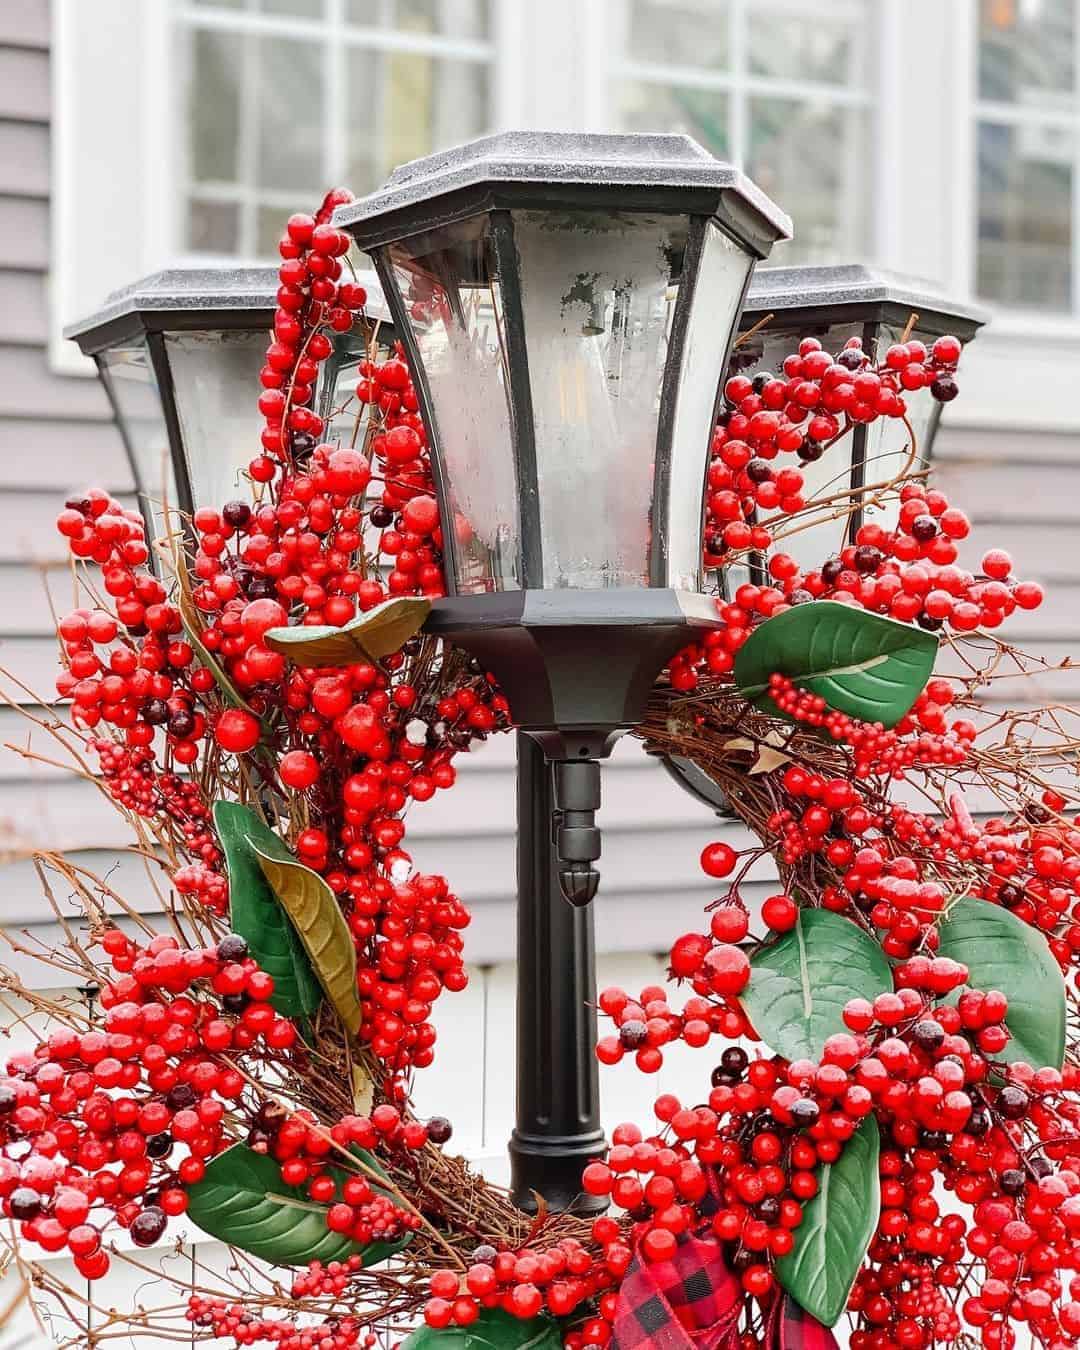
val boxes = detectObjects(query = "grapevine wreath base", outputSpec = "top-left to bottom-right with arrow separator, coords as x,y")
0,189 -> 1079,1350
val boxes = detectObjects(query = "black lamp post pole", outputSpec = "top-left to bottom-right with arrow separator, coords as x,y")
509,731 -> 607,1213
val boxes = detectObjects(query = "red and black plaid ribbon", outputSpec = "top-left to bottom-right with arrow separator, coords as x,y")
611,1228 -> 840,1350
775,1294 -> 840,1350
611,1231 -> 740,1350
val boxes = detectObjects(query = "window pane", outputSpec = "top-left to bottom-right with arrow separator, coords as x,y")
187,28 -> 241,184
346,46 -> 489,194
255,36 -> 324,193
188,199 -> 241,254
746,97 -> 870,265
347,0 -> 490,37
255,0 -> 324,13
616,80 -> 729,157
257,205 -> 298,258
976,119 -> 1072,310
978,0 -> 1074,103
625,0 -> 728,69
748,11 -> 867,86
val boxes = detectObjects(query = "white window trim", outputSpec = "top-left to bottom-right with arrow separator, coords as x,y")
51,0 -> 1080,428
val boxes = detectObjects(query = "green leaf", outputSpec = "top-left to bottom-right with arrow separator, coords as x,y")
214,802 -> 322,1022
734,600 -> 938,728
937,897 -> 1066,1070
263,596 -> 432,667
186,1143 -> 410,1268
251,843 -> 364,1037
776,1115 -> 880,1327
401,1308 -> 563,1350
739,910 -> 892,1063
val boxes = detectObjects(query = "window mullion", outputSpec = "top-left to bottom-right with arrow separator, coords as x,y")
326,0 -> 346,187
237,14 -> 261,259
729,0 -> 746,165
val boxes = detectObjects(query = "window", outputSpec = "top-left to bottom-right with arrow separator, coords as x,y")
608,0 -> 876,265
975,0 -> 1078,313
177,0 -> 496,258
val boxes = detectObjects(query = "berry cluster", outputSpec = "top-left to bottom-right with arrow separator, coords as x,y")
705,333 -> 964,568
0,930 -> 300,1277
187,1291 -> 371,1350
425,1236 -> 615,1332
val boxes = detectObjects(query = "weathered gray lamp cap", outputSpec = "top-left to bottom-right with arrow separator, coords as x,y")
743,263 -> 988,338
65,265 -> 391,353
334,130 -> 792,257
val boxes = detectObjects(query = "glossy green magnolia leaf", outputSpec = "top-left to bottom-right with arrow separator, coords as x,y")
214,802 -> 322,1022
263,596 -> 432,667
740,910 -> 892,1063
252,842 -> 364,1037
937,897 -> 1066,1070
187,1143 -> 409,1268
401,1308 -> 562,1350
734,601 -> 938,728
776,1115 -> 879,1327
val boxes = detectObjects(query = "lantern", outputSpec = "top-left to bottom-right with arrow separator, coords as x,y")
335,131 -> 791,904
66,266 -> 391,546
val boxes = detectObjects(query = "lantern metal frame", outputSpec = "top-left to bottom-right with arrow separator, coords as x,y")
65,266 -> 392,538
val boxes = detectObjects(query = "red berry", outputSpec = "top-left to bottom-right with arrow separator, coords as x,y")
214,709 -> 261,754
761,894 -> 798,932
701,841 -> 738,878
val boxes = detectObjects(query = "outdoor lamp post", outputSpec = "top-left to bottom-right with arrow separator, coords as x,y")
66,266 -> 391,546
336,131 -> 790,1211
657,265 -> 988,819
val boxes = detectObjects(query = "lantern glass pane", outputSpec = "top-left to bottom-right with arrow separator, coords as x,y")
664,222 -> 752,591
859,322 -> 939,542
165,330 -> 269,514
97,343 -> 175,544
316,325 -> 386,444
388,218 -> 520,595
514,210 -> 684,589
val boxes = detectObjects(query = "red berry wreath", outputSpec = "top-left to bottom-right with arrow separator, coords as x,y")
2,188 -> 1078,1350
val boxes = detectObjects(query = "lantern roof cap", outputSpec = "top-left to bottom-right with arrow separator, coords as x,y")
743,263 -> 989,335
66,264 -> 391,352
334,130 -> 792,258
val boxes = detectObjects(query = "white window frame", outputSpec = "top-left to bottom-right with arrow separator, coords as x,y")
599,0 -> 876,266
51,0 -> 1080,427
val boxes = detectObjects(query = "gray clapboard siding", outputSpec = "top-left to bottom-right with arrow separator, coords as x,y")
936,424 -> 1080,464
0,270 -> 49,343
0,345 -> 113,419
0,418 -> 132,490
0,565 -> 79,633
0,45 -> 49,121
0,197 -> 49,269
935,460 -> 1080,523
956,525 -> 1080,581
0,638 -> 70,701
0,1 -> 48,50
0,122 -> 49,196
